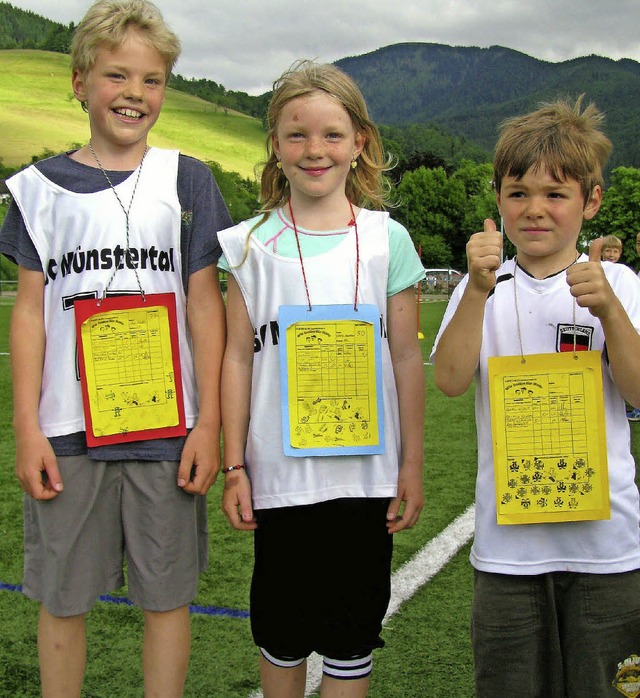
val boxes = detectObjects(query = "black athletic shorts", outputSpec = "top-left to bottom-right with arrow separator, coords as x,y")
250,497 -> 393,660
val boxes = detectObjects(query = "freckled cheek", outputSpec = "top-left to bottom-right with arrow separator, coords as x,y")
279,145 -> 302,161
331,145 -> 352,159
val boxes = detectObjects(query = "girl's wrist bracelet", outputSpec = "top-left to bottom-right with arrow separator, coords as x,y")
222,464 -> 246,474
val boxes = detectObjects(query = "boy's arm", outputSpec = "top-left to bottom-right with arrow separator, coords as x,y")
567,238 -> 640,406
178,264 -> 225,495
385,286 -> 425,533
11,267 -> 63,499
220,276 -> 257,530
433,220 -> 502,396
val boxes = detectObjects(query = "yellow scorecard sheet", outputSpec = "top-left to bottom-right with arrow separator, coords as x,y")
488,350 -> 609,524
74,293 -> 186,446
279,304 -> 385,457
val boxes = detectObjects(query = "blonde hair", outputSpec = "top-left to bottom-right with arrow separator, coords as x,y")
71,0 -> 180,100
259,60 -> 393,213
601,234 -> 622,250
493,95 -> 612,203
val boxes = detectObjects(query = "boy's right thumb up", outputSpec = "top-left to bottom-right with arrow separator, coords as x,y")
484,218 -> 497,233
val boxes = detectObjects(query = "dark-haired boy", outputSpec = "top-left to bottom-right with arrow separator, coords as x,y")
432,98 -> 640,696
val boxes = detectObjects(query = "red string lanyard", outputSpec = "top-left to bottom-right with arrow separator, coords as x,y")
287,199 -> 360,311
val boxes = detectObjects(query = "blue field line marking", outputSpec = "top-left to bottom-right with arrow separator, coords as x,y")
0,582 -> 249,619
189,602 -> 249,619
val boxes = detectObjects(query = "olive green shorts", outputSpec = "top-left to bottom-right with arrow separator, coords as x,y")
471,568 -> 640,697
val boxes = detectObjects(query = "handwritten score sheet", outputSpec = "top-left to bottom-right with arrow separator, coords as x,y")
75,293 -> 185,446
488,350 -> 609,524
279,304 -> 385,457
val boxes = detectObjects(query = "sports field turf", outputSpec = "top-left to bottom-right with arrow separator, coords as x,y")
0,296 -> 637,696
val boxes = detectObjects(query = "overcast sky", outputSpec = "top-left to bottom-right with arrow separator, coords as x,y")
9,0 -> 640,94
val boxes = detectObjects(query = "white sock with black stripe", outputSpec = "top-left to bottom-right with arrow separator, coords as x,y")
322,653 -> 373,680
259,647 -> 305,669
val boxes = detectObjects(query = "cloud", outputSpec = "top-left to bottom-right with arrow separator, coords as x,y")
10,0 -> 640,94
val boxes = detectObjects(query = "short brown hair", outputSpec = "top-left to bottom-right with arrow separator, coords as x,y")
493,95 -> 612,203
71,0 -> 180,81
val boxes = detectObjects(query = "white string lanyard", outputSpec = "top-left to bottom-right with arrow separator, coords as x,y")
512,254 -> 580,363
88,140 -> 148,303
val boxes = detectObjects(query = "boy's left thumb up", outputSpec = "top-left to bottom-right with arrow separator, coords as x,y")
588,237 -> 604,263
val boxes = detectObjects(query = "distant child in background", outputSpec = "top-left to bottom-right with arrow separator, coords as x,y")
0,0 -> 231,695
432,97 -> 640,697
601,233 -> 623,262
629,231 -> 640,420
218,60 -> 425,697
601,234 -> 640,421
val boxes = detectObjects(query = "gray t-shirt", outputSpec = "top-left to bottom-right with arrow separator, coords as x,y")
0,151 -> 233,460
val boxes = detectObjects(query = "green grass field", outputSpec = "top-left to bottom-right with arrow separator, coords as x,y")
0,50 -> 265,179
0,297 -> 638,697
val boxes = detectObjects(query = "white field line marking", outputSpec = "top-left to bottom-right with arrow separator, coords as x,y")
248,504 -> 476,698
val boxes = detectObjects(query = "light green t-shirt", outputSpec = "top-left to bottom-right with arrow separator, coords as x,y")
218,209 -> 425,296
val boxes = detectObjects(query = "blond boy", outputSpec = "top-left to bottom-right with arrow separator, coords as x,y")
0,1 -> 232,694
601,233 -> 622,262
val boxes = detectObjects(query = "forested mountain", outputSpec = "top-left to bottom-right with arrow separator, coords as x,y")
0,2 -> 73,52
168,73 -> 270,120
336,43 -> 640,169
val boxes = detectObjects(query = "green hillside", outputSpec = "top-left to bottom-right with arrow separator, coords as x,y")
0,49 -> 265,178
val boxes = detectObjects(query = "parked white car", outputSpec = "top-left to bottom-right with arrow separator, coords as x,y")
424,268 -> 464,292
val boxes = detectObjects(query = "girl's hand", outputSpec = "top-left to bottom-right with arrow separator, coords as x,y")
221,470 -> 257,530
386,463 -> 424,534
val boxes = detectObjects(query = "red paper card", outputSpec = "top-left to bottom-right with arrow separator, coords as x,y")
74,293 -> 186,446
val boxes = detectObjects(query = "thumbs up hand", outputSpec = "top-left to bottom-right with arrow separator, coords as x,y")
466,219 -> 503,294
566,238 -> 615,319
587,237 -> 604,263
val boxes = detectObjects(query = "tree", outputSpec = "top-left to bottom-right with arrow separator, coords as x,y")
205,161 -> 259,224
41,22 -> 74,53
582,166 -> 640,265
451,160 -> 493,198
451,160 -> 500,261
393,151 -> 449,182
395,166 -> 470,269
420,234 -> 453,267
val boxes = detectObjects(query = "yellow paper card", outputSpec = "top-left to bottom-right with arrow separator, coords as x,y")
284,317 -> 380,452
488,350 -> 609,524
76,294 -> 184,444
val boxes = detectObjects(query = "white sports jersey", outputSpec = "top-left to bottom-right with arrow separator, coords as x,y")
7,148 -> 198,437
219,209 -> 402,509
432,256 -> 640,574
